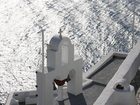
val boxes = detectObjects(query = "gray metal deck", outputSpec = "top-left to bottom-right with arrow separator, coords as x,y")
19,56 -> 125,105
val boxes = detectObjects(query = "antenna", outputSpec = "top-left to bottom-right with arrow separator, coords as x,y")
132,0 -> 136,48
38,29 -> 45,73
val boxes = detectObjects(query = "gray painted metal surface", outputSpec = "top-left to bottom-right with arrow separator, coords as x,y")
16,55 -> 125,105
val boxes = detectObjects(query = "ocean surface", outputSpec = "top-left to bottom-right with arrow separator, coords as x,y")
0,0 -> 140,103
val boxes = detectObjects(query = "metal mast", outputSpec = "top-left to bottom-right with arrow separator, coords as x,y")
132,0 -> 136,48
38,29 -> 45,73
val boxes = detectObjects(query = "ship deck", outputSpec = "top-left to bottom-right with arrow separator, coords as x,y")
18,56 -> 125,105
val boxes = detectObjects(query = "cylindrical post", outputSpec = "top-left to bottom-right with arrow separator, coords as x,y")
42,30 -> 45,73
56,86 -> 63,101
132,0 -> 136,48
38,29 -> 45,73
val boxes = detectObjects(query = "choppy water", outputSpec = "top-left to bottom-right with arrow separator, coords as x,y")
0,0 -> 140,103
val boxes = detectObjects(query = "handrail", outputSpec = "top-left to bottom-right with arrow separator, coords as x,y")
94,40 -> 140,105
